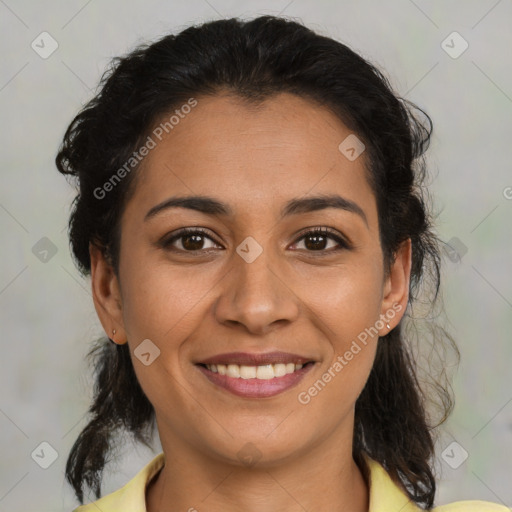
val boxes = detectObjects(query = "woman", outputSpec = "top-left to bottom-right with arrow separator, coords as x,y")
56,15 -> 507,512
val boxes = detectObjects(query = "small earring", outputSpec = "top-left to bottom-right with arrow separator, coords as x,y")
112,329 -> 116,336
110,329 -> 117,344
386,323 -> 391,330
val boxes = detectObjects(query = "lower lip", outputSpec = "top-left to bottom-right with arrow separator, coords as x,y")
196,363 -> 315,398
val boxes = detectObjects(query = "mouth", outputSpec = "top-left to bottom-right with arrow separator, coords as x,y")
194,352 -> 317,398
197,361 -> 315,379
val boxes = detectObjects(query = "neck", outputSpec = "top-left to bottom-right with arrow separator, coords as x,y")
146,434 -> 369,512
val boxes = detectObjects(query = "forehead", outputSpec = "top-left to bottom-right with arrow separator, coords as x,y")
123,92 -> 377,227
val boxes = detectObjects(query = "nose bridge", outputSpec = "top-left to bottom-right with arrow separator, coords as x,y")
236,239 -> 278,299
214,235 -> 299,332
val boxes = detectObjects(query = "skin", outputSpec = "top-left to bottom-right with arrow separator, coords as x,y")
90,92 -> 412,512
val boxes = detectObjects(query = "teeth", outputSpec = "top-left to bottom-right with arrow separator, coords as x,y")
241,365 -> 257,379
205,362 -> 305,379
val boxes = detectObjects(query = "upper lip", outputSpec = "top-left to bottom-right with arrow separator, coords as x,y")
197,351 -> 314,366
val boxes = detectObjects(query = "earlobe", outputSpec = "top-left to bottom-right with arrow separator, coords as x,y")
89,242 -> 127,345
379,238 -> 412,335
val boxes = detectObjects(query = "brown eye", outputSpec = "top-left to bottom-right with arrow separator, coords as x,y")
161,228 -> 221,252
180,233 -> 208,251
292,228 -> 351,253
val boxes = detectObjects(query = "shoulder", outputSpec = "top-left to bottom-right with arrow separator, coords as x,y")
433,501 -> 510,511
361,453 -> 508,512
433,500 -> 510,511
71,452 -> 165,512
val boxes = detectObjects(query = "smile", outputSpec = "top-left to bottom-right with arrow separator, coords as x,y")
203,362 -> 307,379
196,361 -> 316,398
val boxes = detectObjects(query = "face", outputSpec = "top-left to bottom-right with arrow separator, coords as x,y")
91,92 -> 411,467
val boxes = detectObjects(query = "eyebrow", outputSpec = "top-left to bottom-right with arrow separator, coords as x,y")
144,194 -> 368,227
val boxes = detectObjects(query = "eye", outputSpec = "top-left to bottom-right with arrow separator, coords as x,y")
290,227 -> 351,253
160,227 -> 222,252
159,226 -> 352,254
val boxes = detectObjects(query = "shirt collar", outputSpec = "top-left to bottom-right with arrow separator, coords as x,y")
361,452 -> 424,511
79,451 -> 424,512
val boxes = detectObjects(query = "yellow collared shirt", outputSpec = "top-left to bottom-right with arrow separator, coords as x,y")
73,452 -> 508,511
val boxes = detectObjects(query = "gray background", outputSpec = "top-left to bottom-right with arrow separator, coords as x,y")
1,0 -> 511,510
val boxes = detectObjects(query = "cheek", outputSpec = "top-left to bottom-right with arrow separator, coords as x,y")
300,261 -> 384,339
118,249 -> 210,341
296,259 -> 383,401
117,255 -> 207,408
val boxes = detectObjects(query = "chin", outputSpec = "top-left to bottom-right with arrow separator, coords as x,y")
205,429 -> 312,469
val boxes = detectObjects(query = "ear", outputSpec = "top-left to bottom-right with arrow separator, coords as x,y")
378,238 -> 412,335
89,242 -> 127,345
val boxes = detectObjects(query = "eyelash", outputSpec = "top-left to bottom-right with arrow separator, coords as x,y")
160,227 -> 352,255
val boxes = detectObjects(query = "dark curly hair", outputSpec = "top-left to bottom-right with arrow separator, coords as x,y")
56,14 -> 459,509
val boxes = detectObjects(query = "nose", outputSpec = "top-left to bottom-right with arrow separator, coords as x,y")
213,244 -> 300,335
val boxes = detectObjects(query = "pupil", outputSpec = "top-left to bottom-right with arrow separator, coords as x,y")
183,234 -> 204,250
305,234 -> 326,250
